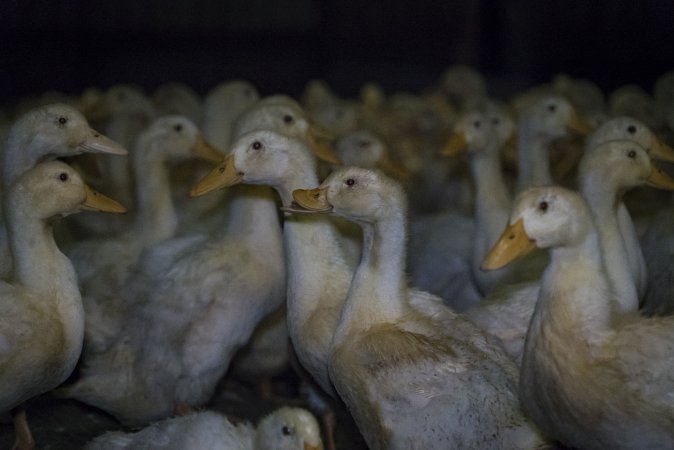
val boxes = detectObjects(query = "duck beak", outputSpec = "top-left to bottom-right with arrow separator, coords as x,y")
191,135 -> 224,163
565,110 -> 594,136
303,442 -> 324,450
646,166 -> 674,190
290,187 -> 333,213
377,152 -> 411,180
306,124 -> 342,165
649,134 -> 674,163
481,218 -> 536,271
81,185 -> 127,213
439,131 -> 467,157
189,154 -> 243,197
77,129 -> 128,155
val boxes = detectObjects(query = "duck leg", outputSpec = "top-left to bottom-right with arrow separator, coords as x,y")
11,406 -> 35,450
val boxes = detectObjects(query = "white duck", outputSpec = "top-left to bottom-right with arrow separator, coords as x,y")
81,84 -> 156,212
0,160 -> 125,449
190,130 -> 350,398
290,166 -> 545,449
66,116 -> 222,354
84,407 -> 323,450
152,82 -> 203,124
59,175 -> 285,426
465,138 -> 674,361
190,130 -> 352,450
483,185 -> 674,450
515,95 -> 593,192
0,103 -> 127,279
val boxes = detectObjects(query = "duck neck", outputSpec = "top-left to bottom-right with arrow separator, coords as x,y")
225,185 -> 282,243
516,122 -> 553,192
581,179 -> 638,313
131,152 -> 177,246
336,209 -> 408,338
276,169 -> 352,327
470,146 -> 512,247
6,205 -> 84,353
531,231 -> 614,347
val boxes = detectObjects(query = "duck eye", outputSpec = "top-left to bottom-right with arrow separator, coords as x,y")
58,116 -> 68,125
627,125 -> 637,134
627,150 -> 637,159
538,201 -> 548,212
59,173 -> 69,182
252,141 -> 263,150
547,104 -> 556,112
283,115 -> 294,124
282,426 -> 292,436
173,124 -> 183,132
346,178 -> 356,186
473,120 -> 481,128
359,140 -> 370,148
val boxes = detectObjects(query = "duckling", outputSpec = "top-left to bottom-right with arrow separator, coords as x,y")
483,185 -> 674,450
0,103 -> 127,279
290,166 -> 545,449
0,160 -> 125,449
85,407 -> 323,450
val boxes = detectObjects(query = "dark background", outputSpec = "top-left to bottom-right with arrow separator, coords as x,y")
2,0 -> 674,103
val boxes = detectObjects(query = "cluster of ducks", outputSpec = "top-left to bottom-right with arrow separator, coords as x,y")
2,64 -> 674,449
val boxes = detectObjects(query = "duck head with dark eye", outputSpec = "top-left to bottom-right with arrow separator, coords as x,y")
281,425 -> 293,436
345,178 -> 356,187
627,149 -> 637,159
538,201 -> 548,212
173,123 -> 183,133
57,116 -> 68,126
627,124 -> 637,134
547,104 -> 557,113
59,172 -> 69,182
283,114 -> 294,125
251,141 -> 263,151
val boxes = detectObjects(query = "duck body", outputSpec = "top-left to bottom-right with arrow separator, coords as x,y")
485,186 -> 674,449
61,185 -> 285,426
85,407 -> 323,450
0,161 -> 125,446
292,167 -> 544,449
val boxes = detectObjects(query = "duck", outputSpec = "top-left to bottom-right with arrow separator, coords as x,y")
515,95 -> 593,192
84,407 -> 323,450
65,116 -> 222,354
81,84 -> 156,210
0,103 -> 127,279
59,174 -> 286,426
483,185 -> 674,450
189,130 -> 352,450
333,129 -> 410,180
584,117 -> 674,305
465,138 -> 674,361
289,166 -> 545,449
0,160 -> 125,449
152,82 -> 203,124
